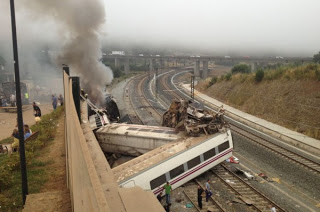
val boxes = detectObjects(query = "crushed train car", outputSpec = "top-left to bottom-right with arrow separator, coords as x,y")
162,99 -> 228,136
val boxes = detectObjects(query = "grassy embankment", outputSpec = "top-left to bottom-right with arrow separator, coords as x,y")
196,63 -> 320,140
0,107 -> 64,211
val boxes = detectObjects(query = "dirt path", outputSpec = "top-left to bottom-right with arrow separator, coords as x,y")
0,104 -> 53,140
23,116 -> 71,212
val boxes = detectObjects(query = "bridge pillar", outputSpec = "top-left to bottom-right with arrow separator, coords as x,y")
115,58 -> 121,68
149,59 -> 154,72
160,59 -> 165,69
124,58 -> 130,74
194,60 -> 200,77
202,60 -> 208,79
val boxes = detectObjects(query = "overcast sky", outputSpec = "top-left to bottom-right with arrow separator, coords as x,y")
103,0 -> 320,56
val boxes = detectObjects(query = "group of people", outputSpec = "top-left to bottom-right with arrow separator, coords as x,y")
11,123 -> 32,151
0,92 -> 30,107
51,94 -> 63,110
197,179 -> 213,209
0,94 -> 16,107
158,180 -> 277,212
157,180 -> 212,211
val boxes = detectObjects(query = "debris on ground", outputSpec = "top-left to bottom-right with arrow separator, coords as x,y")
185,203 -> 193,208
232,197 -> 245,204
271,178 -> 281,184
226,156 -> 240,164
258,173 -> 274,182
234,167 -> 255,180
162,99 -> 229,136
244,171 -> 255,180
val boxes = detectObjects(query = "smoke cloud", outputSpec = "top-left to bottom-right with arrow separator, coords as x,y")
0,0 -> 113,105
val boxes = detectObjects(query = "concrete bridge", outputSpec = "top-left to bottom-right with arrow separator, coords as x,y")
104,55 -> 312,78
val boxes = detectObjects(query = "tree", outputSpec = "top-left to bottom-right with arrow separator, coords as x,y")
231,64 -> 251,74
313,51 -> 320,63
255,69 -> 264,82
113,67 -> 122,78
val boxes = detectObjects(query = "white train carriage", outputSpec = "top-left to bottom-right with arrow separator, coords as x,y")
113,129 -> 233,195
96,124 -> 182,156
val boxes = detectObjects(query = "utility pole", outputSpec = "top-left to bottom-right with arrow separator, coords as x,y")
10,0 -> 28,204
191,75 -> 195,101
155,68 -> 158,99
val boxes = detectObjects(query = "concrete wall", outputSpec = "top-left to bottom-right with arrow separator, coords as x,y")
64,72 -> 111,211
64,72 -> 165,212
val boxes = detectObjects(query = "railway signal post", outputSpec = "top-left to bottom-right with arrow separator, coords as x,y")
191,75 -> 195,100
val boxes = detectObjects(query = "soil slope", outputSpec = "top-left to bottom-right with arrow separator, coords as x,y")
196,77 -> 320,140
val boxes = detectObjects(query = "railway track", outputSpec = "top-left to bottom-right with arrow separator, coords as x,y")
123,75 -> 145,124
160,73 -> 181,102
212,164 -> 286,212
231,127 -> 320,175
128,73 -> 162,125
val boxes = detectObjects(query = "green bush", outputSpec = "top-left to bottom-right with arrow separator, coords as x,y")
0,166 -> 13,192
225,73 -> 232,81
316,69 -> 320,81
113,67 -> 123,78
255,69 -> 264,82
313,51 -> 320,63
208,76 -> 218,87
231,64 -> 251,74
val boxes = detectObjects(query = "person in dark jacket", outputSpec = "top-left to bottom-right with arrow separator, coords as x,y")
32,102 -> 41,117
197,185 -> 204,209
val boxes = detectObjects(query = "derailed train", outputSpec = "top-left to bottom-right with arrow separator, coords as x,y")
112,129 -> 233,195
86,94 -> 234,196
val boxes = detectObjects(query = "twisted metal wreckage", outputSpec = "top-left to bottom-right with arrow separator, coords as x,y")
162,99 -> 229,136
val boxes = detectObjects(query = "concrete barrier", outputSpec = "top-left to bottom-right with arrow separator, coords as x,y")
64,72 -> 110,211
64,72 -> 165,212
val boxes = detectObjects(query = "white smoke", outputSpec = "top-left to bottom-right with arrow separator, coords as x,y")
1,0 -> 113,105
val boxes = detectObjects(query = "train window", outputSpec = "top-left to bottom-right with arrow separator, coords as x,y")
165,131 -> 178,135
218,141 -> 229,153
152,130 -> 165,133
169,164 -> 185,179
127,127 -> 139,131
187,156 -> 201,170
150,174 -> 167,190
203,148 -> 216,161
139,128 -> 152,132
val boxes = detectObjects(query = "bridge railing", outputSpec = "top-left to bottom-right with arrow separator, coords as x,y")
64,72 -> 110,211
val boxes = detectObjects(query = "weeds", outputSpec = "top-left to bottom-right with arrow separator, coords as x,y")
0,106 -> 64,210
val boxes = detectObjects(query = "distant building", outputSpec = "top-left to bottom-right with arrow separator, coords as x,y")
112,51 -> 125,56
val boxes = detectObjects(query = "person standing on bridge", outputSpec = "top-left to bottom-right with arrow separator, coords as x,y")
33,102 -> 41,117
197,185 -> 204,209
163,182 -> 172,205
52,94 -> 58,110
58,94 -> 64,106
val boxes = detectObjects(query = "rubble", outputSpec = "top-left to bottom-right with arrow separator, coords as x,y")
162,99 -> 229,136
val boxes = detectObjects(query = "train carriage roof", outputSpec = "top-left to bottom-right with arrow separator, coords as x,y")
112,131 -> 229,183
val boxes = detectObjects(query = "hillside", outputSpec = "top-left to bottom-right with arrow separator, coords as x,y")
195,64 -> 320,140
